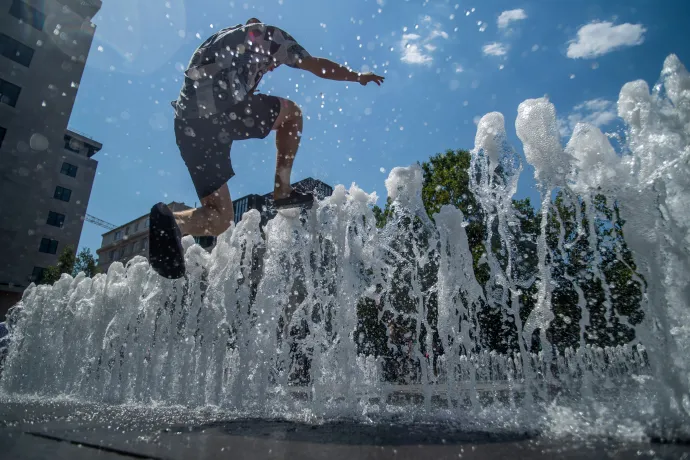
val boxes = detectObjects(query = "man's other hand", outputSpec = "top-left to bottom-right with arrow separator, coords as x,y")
358,72 -> 385,86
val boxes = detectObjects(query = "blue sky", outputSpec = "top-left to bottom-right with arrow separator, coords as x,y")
71,0 -> 690,256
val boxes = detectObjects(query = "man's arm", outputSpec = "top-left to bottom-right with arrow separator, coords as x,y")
296,56 -> 385,86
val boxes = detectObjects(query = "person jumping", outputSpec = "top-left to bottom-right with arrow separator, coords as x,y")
149,18 -> 385,279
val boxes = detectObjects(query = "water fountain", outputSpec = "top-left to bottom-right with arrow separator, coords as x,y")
1,54 -> 688,456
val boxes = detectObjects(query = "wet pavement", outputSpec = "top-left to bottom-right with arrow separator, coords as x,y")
1,399 -> 689,459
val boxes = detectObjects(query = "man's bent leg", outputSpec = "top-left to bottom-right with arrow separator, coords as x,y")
172,114 -> 237,237
174,183 -> 234,237
272,98 -> 304,200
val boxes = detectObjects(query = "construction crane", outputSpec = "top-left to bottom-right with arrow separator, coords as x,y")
85,213 -> 116,230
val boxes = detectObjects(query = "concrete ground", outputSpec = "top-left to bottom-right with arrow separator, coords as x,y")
1,399 -> 689,460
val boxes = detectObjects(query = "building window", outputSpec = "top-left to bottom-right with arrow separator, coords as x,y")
9,0 -> 46,31
109,250 -> 114,261
140,238 -> 148,251
64,135 -> 81,153
54,186 -> 72,202
31,266 -> 46,282
0,33 -> 34,67
114,230 -> 122,241
39,238 -> 58,254
194,236 -> 216,249
46,211 -> 65,228
0,125 -> 6,149
144,218 -> 150,228
60,162 -> 78,178
0,78 -> 21,108
125,226 -> 130,236
134,222 -> 139,232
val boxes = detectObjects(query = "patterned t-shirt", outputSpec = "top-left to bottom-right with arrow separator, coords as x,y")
172,23 -> 311,119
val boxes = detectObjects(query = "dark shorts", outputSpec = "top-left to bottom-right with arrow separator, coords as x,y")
174,93 -> 282,199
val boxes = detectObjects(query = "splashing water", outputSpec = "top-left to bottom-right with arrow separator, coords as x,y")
2,55 -> 689,439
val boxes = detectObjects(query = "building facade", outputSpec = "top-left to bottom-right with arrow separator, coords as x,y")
96,178 -> 334,273
0,0 -> 103,318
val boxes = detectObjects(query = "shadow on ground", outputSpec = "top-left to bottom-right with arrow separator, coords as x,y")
170,418 -> 537,446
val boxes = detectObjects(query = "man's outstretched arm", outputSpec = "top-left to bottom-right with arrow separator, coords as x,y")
295,56 -> 385,86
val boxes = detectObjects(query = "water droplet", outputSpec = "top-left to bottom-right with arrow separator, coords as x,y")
29,133 -> 49,151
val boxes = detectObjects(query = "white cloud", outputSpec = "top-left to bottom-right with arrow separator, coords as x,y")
399,20 -> 448,66
402,33 -> 421,41
401,43 -> 433,65
567,21 -> 646,59
429,29 -> 449,40
482,42 -> 508,56
558,98 -> 618,137
497,9 -> 527,29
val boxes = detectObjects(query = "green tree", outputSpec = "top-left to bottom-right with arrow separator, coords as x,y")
368,149 -> 539,355
372,197 -> 393,229
545,190 -> 645,352
73,247 -> 99,278
40,245 -> 76,285
372,150 -> 487,277
366,146 -> 645,358
420,149 -> 488,283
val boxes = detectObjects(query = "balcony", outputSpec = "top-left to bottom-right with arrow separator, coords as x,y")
64,129 -> 102,158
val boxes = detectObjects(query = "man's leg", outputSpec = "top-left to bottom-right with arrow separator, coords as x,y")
149,184 -> 233,280
271,98 -> 304,200
149,115 -> 238,279
170,114 -> 238,238
173,183 -> 234,237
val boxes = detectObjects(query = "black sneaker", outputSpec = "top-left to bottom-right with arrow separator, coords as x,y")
274,190 -> 315,210
148,202 -> 185,279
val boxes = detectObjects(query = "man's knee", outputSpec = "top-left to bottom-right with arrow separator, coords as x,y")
283,98 -> 302,118
206,207 -> 233,235
273,98 -> 302,129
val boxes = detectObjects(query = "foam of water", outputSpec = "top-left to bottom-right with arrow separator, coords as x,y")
2,54 -> 689,439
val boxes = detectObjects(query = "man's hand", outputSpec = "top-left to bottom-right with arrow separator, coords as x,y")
357,72 -> 385,86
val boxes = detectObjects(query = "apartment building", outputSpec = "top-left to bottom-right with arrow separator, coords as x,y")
0,0 -> 103,318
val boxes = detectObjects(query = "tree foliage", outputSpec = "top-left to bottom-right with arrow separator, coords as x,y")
73,247 -> 99,278
40,246 -> 99,285
367,147 -> 645,361
40,245 -> 76,285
